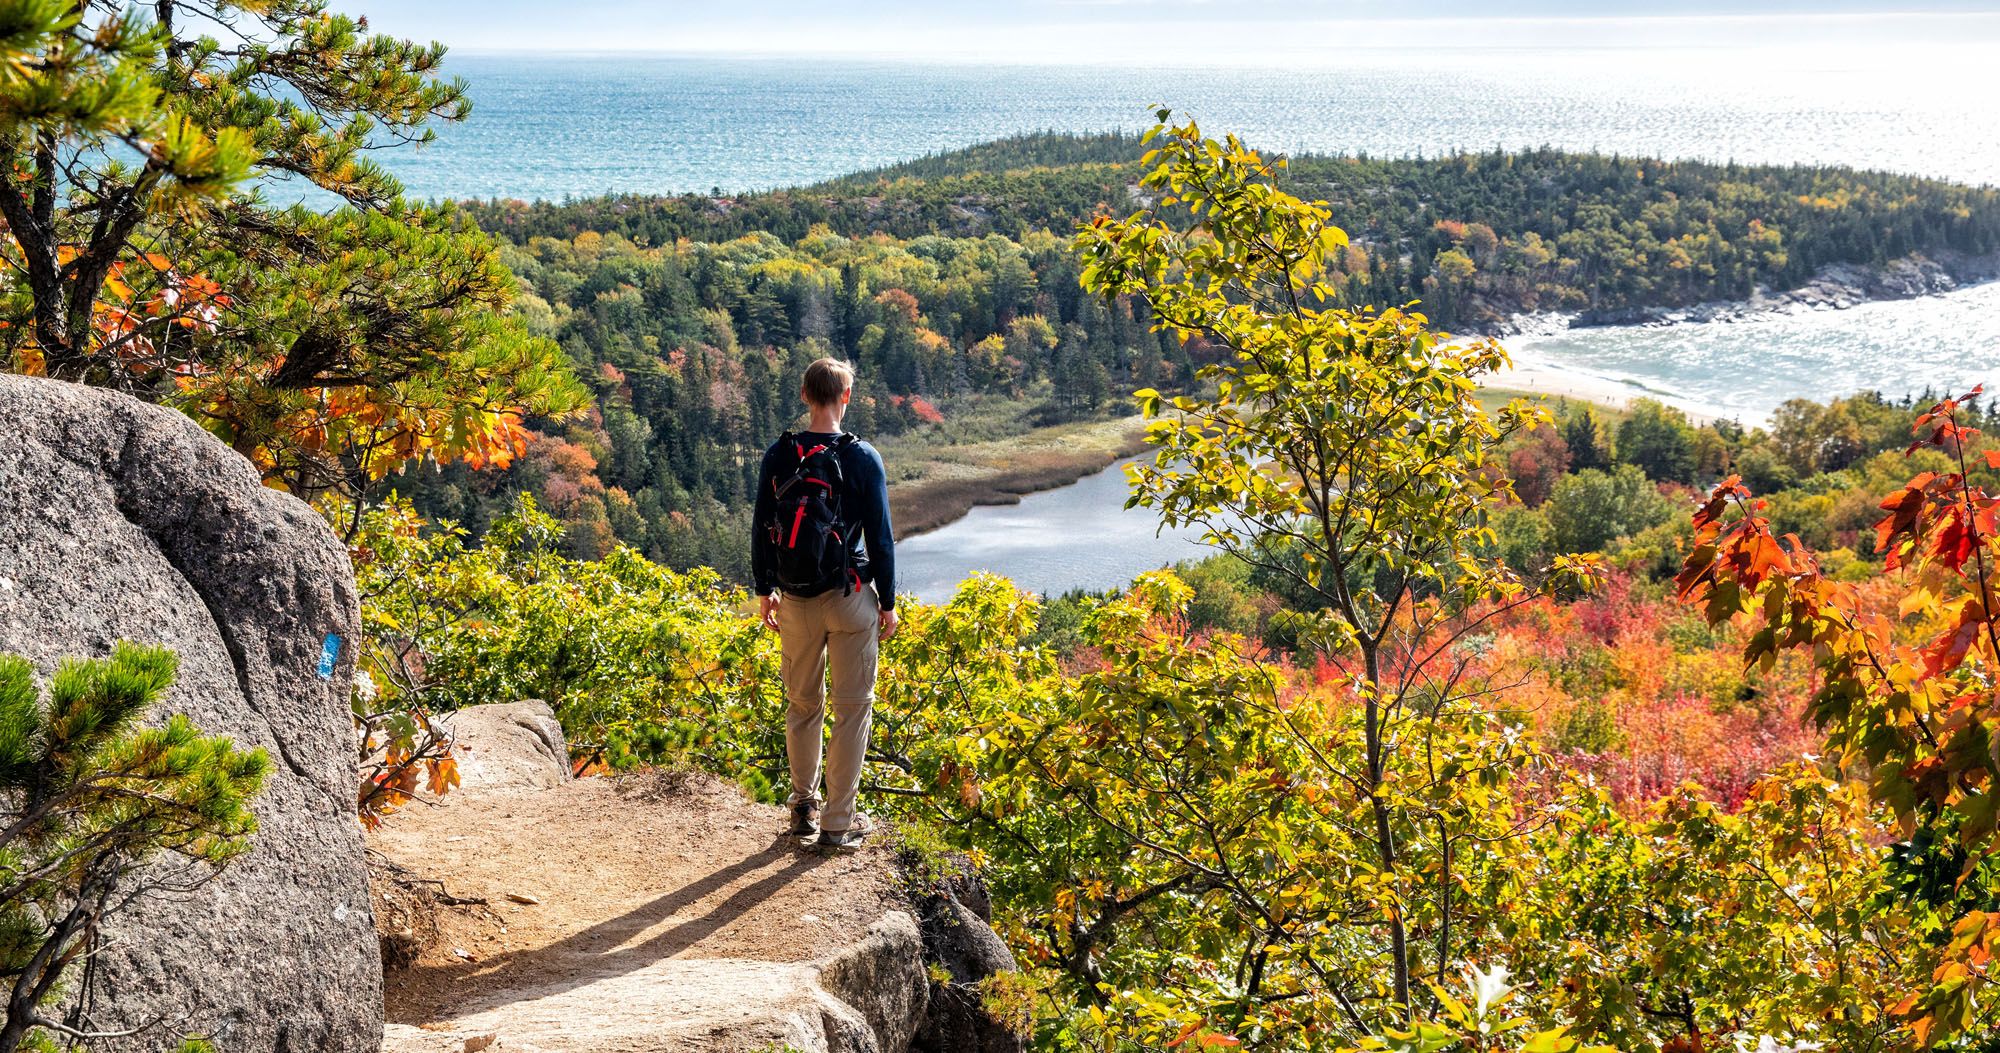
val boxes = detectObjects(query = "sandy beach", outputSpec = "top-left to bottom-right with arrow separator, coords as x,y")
1493,348 -> 1734,425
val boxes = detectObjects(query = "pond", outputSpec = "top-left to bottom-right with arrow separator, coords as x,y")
895,459 -> 1210,605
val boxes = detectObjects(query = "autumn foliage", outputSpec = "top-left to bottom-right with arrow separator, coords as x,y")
0,1 -> 587,511
1677,386 -> 2000,1048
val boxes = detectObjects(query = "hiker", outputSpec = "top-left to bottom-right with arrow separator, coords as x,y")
752,357 -> 899,849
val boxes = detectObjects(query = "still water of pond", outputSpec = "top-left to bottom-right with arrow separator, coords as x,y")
896,459 -> 1209,605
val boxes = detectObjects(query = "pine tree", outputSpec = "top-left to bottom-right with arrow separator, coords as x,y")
1560,405 -> 1610,472
0,1 -> 586,503
0,642 -> 266,1052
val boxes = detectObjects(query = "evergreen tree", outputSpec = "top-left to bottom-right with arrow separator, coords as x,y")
1615,398 -> 1701,483
1560,405 -> 1611,471
0,643 -> 267,1052
0,1 -> 586,502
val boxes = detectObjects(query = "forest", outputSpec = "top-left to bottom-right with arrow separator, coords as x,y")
400,218 -> 1186,572
2,5 -> 1999,1052
348,125 -> 2000,1051
403,133 -> 2000,575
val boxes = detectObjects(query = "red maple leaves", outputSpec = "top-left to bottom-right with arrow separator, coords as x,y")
1676,385 -> 2000,1048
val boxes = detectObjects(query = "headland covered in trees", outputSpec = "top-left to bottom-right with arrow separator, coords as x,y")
398,133 -> 2000,577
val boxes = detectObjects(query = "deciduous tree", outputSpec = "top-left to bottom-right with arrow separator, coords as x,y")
1077,112 -> 1599,1033
1678,385 -> 2000,1049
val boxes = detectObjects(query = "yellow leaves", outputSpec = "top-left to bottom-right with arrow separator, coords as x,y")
1899,581 -> 1941,620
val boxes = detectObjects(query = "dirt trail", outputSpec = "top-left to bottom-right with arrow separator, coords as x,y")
369,770 -> 907,1051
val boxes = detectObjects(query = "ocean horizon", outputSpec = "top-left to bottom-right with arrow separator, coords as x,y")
359,33 -> 1999,204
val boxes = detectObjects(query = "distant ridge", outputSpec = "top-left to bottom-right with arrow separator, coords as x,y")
811,131 -> 1141,187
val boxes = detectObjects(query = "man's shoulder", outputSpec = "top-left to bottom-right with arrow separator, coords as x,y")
838,436 -> 885,473
833,432 -> 879,456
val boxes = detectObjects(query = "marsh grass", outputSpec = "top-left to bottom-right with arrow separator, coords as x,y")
879,394 -> 1149,537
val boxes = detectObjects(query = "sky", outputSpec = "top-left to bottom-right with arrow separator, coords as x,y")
357,2 -> 2000,62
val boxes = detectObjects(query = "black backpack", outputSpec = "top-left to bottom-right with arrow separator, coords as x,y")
765,432 -> 859,595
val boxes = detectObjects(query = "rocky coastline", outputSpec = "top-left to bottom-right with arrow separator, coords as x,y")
1482,249 -> 2000,339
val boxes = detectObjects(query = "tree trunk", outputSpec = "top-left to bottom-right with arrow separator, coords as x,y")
1363,644 -> 1411,1017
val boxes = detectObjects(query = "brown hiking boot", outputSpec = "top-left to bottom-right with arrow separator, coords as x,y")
813,812 -> 875,850
789,799 -> 820,836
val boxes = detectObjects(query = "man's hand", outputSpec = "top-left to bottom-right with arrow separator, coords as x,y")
759,592 -> 782,631
879,607 -> 899,641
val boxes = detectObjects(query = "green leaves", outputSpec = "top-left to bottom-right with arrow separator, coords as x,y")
1346,966 -> 1620,1053
354,494 -> 782,778
0,654 -> 35,778
0,641 -> 266,1052
0,1 -> 582,505
1075,112 -> 1574,1031
0,1 -> 158,137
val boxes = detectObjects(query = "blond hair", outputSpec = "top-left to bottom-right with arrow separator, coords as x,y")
801,357 -> 854,408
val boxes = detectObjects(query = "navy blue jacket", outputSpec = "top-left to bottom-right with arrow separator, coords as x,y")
751,431 -> 897,611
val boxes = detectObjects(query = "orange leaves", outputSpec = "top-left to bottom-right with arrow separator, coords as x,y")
1907,385 -> 1986,457
1166,1023 -> 1241,1049
1676,475 -> 1810,631
1735,529 -> 1795,588
357,713 -> 459,830
1876,472 -> 1936,567
37,244 -> 238,377
1919,598 -> 1987,682
1680,384 -> 2000,1050
1894,911 -> 2000,1048
426,753 -> 461,796
1871,468 -> 2000,579
457,410 -> 529,472
1931,506 -> 1980,574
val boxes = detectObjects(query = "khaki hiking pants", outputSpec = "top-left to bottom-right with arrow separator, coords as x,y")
778,583 -> 881,835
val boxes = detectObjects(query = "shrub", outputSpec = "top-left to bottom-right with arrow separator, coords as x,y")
0,644 -> 267,1053
1174,554 -> 1268,638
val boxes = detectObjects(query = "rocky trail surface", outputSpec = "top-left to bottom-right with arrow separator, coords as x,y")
369,703 -> 1015,1053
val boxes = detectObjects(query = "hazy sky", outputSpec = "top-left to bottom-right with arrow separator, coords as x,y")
357,2 -> 2000,61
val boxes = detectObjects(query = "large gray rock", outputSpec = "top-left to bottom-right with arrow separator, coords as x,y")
439,700 -> 571,792
381,911 -> 931,1053
0,374 -> 381,1051
906,860 -> 1026,1053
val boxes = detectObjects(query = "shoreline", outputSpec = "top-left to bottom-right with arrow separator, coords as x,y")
889,381 -> 1636,543
1478,250 -> 2000,425
1482,249 -> 2000,340
1481,367 -> 1703,420
893,255 -> 1999,540
883,415 -> 1152,539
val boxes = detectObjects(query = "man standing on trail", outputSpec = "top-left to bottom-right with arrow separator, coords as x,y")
752,357 -> 899,849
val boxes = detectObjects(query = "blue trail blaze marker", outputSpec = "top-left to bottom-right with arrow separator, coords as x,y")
317,634 -> 342,680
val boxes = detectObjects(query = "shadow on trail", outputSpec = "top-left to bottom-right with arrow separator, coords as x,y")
398,833 -> 829,1014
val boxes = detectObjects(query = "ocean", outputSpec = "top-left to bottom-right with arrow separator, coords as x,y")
374,48 -> 1999,202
